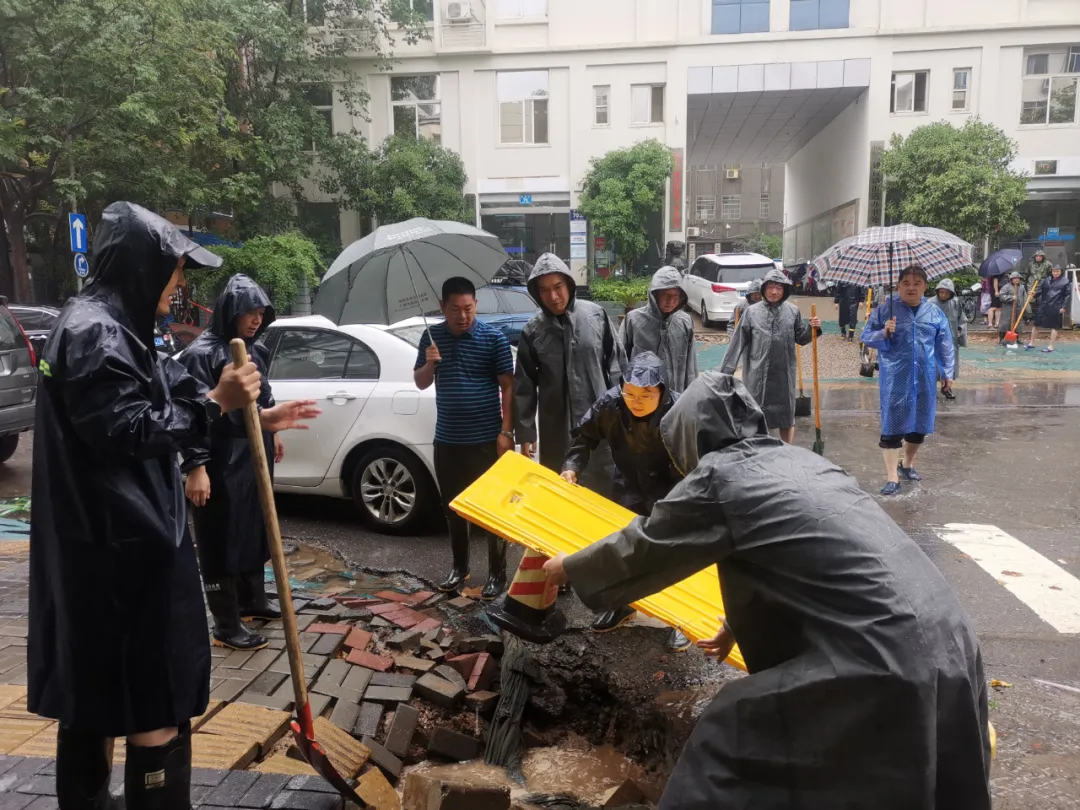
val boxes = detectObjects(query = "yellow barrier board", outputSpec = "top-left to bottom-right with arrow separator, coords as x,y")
450,451 -> 746,671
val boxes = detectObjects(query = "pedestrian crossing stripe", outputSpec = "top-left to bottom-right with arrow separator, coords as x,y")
936,523 -> 1080,634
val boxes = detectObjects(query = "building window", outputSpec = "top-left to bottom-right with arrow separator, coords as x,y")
303,84 -> 334,151
393,0 -> 434,22
298,0 -> 327,25
712,0 -> 770,35
498,71 -> 549,145
1034,160 -> 1058,176
631,84 -> 665,124
391,75 -> 441,142
1020,46 -> 1080,126
891,71 -> 929,114
497,0 -> 547,19
789,0 -> 849,31
721,195 -> 741,221
594,85 -> 610,126
696,196 -> 716,220
952,69 -> 971,111
759,193 -> 770,219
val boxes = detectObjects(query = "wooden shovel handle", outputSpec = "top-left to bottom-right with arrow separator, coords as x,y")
230,339 -> 312,734
810,305 -> 822,431
796,343 -> 805,396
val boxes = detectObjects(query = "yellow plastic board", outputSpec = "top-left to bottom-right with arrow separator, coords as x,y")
451,452 -> 745,671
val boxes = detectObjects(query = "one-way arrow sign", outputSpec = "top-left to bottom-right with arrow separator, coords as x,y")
69,213 -> 87,253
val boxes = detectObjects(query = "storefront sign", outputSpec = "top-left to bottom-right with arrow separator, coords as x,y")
594,237 -> 606,250
519,194 -> 533,205
669,148 -> 683,233
571,244 -> 587,259
1047,227 -> 1060,239
570,233 -> 587,245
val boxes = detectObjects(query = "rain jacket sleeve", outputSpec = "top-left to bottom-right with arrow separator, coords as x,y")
861,302 -> 892,350
562,403 -> 612,474
62,322 -> 210,460
719,316 -> 750,375
793,310 -> 814,345
563,465 -> 731,612
936,312 -> 957,380
603,313 -> 623,388
513,330 -> 541,444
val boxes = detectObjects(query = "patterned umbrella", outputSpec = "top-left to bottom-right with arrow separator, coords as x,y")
813,224 -> 974,288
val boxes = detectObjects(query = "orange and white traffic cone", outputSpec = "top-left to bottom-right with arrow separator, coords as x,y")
486,548 -> 567,644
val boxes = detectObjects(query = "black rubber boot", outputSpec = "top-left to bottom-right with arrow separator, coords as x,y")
591,606 -> 636,632
437,533 -> 470,593
206,579 -> 267,650
124,725 -> 191,810
56,726 -> 118,810
481,536 -> 508,602
238,571 -> 281,621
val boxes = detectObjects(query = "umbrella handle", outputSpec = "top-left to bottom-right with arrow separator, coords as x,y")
810,305 -> 821,431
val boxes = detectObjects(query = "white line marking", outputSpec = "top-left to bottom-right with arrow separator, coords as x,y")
936,523 -> 1080,634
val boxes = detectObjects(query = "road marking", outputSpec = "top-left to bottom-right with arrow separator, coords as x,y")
936,523 -> 1080,634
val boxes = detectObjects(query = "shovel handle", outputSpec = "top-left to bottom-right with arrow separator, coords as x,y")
230,339 -> 312,736
810,305 -> 821,431
796,343 -> 805,396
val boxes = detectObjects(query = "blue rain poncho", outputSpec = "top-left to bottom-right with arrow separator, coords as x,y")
862,297 -> 955,436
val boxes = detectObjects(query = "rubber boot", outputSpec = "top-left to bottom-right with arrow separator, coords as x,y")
56,726 -> 118,810
481,536 -> 508,601
238,570 -> 281,621
591,605 -> 636,632
206,579 -> 267,650
437,532 -> 470,593
124,725 -> 191,810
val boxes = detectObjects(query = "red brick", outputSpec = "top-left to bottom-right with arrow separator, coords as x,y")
340,597 -> 384,608
344,628 -> 373,651
445,653 -> 479,680
401,590 -> 434,605
306,623 -> 353,635
373,590 -> 414,603
467,653 -> 496,692
385,612 -> 420,630
367,603 -> 400,616
346,650 -> 393,671
411,618 -> 442,635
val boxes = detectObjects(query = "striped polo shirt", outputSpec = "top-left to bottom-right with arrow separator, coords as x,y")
415,319 -> 513,445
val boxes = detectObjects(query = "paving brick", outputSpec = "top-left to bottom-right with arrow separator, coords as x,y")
343,628 -> 373,652
354,768 -> 399,810
305,623 -> 352,635
432,666 -> 467,691
221,649 -> 255,669
203,770 -> 260,806
0,757 -> 28,778
251,754 -> 316,777
446,596 -> 473,609
14,776 -> 55,796
303,598 -> 338,612
199,701 -> 291,758
410,618 -> 442,635
236,773 -> 291,808
286,775 -> 336,794
341,667 -> 373,695
209,677 -> 254,703
456,635 -> 503,656
467,653 -> 496,692
443,654 -> 478,680
328,699 -> 360,733
340,597 -> 383,608
297,632 -> 320,653
0,793 -> 34,810
427,728 -> 482,763
245,648 -> 282,673
269,790 -> 342,810
413,674 -> 464,710
384,704 -> 419,758
362,686 -> 412,705
306,692 -> 332,719
385,630 -> 421,652
269,652 -> 328,677
366,603 -> 400,616
424,649 -> 446,663
370,673 -> 416,689
23,799 -> 57,810
338,609 -> 372,623
191,768 -> 231,787
191,732 -> 259,772
353,702 -> 383,739
392,656 -> 433,674
345,651 -> 392,672
237,692 -> 294,712
266,637 -> 286,650
308,634 -> 344,657
464,691 -> 499,716
383,611 -> 421,630
247,671 -> 288,696
372,591 -> 412,604
308,717 -> 370,778
361,738 -> 402,780
293,615 -> 316,630
320,659 -> 351,687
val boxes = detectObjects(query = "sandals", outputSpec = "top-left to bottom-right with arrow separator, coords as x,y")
1042,347 -> 1055,353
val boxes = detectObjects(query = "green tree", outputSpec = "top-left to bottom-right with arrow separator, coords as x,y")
577,139 -> 674,274
734,230 -> 783,258
321,133 -> 470,226
880,120 -> 1029,245
199,232 -> 325,312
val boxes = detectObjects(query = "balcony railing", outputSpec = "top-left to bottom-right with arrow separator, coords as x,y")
439,0 -> 487,50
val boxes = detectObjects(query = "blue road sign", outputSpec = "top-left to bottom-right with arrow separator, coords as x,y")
74,253 -> 89,278
69,213 -> 88,253
519,194 -> 533,205
1047,227 -> 1060,239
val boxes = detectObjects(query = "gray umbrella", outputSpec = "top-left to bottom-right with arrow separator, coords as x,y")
314,218 -> 508,325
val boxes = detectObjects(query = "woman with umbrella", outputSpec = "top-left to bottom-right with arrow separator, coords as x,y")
1027,264 -> 1071,352
979,248 -> 1023,331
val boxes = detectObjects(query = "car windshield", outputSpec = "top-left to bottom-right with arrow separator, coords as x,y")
386,324 -> 428,349
716,264 -> 774,284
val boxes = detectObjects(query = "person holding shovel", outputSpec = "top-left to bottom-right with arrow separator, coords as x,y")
861,265 -> 954,496
720,268 -> 820,444
1027,265 -> 1071,352
998,271 -> 1028,346
27,203 -> 313,810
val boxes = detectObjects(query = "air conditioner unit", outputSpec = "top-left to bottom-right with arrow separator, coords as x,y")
726,168 -> 741,180
446,1 -> 472,21
686,227 -> 701,237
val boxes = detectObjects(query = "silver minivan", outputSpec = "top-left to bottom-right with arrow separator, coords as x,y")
682,252 -> 777,327
0,298 -> 37,462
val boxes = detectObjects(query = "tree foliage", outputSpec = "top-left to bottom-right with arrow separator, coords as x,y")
880,120 -> 1029,244
200,232 -> 325,313
734,231 -> 783,258
577,140 -> 674,273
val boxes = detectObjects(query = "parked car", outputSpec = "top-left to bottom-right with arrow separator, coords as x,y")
8,305 -> 59,359
392,285 -> 537,346
259,315 -> 438,534
0,298 -> 39,463
681,252 -> 777,327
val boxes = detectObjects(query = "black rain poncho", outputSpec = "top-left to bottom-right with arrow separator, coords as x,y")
562,351 -> 681,514
179,275 -> 276,579
514,254 -> 625,482
618,267 -> 697,393
833,281 -> 865,328
732,278 -> 762,323
1035,271 -> 1071,329
563,372 -> 991,809
28,202 -> 221,735
720,269 -> 815,430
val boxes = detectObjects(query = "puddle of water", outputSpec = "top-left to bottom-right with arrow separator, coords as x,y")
269,545 -> 411,597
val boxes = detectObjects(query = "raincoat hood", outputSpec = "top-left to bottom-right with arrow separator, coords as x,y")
747,279 -> 763,298
84,202 -> 221,343
623,350 -> 668,392
936,278 -> 956,299
527,253 -> 577,315
1009,271 -> 1022,281
647,267 -> 688,318
760,268 -> 792,306
660,372 -> 768,474
207,274 -> 276,344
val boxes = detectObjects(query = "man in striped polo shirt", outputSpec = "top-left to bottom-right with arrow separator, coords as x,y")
415,277 -> 515,598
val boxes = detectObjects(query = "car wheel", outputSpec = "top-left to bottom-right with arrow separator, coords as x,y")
351,445 -> 434,534
700,300 -> 712,329
0,435 -> 18,464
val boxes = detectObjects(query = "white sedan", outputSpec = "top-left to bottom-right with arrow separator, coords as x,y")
262,315 -> 438,533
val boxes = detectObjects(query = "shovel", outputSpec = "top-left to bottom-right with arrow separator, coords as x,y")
810,304 -> 824,456
1004,281 -> 1038,345
229,339 -> 370,809
795,344 -> 811,417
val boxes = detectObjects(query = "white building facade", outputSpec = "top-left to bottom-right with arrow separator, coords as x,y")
321,0 -> 1080,280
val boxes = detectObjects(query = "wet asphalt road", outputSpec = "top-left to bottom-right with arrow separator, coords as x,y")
3,379 -> 1079,806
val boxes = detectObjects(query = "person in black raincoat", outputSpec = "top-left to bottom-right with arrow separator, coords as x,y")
1028,265 -> 1071,352
543,372 -> 991,810
560,352 -> 686,646
26,202 -> 294,810
179,275 -> 315,650
833,280 -> 865,341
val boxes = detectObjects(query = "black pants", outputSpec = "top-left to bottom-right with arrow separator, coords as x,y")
434,441 -> 498,547
879,433 -> 925,449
